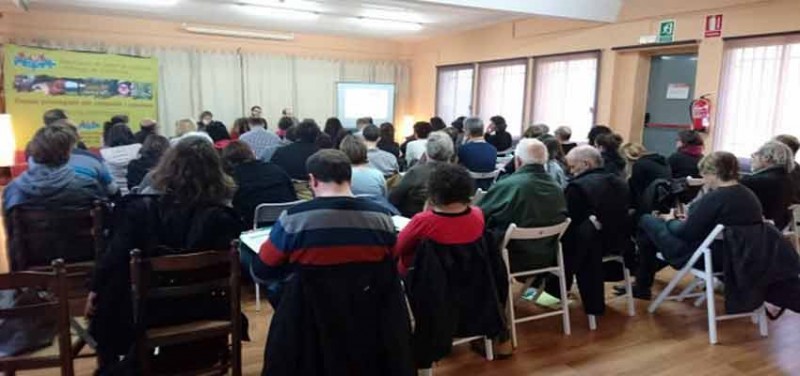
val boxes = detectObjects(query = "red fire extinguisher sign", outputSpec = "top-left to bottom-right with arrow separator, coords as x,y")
705,15 -> 723,38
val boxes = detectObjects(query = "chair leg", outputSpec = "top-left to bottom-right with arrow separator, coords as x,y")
508,280 -> 518,348
255,284 -> 261,312
703,250 -> 718,345
623,266 -> 635,317
758,307 -> 769,337
649,251 -> 703,313
588,315 -> 597,331
557,247 -> 571,336
483,337 -> 494,361
676,278 -> 703,302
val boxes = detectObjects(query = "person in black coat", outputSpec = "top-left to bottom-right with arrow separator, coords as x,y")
774,134 -> 800,204
222,141 -> 297,228
378,122 -> 401,158
668,130 -> 705,178
742,141 -> 795,230
270,119 -> 321,180
87,138 -> 245,373
133,119 -> 158,144
126,134 -> 169,191
595,132 -> 626,177
620,142 -> 672,209
484,116 -> 513,152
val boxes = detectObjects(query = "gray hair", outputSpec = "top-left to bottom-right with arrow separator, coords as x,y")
567,145 -> 604,168
515,138 -> 548,166
426,131 -> 455,162
755,141 -> 795,172
554,126 -> 572,141
464,117 -> 484,137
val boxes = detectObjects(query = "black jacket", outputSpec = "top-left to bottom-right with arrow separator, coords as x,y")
485,132 -> 512,152
405,237 -> 508,368
230,160 -> 297,228
602,151 -> 627,177
133,128 -> 157,144
723,224 -> 800,314
790,162 -> 800,204
263,259 -> 414,376
668,150 -> 702,178
741,166 -> 793,230
629,154 -> 672,207
269,142 -> 320,180
125,155 -> 159,190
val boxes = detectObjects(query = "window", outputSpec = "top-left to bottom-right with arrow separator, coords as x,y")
715,36 -> 800,157
477,60 -> 527,137
531,52 -> 599,142
436,65 -> 474,125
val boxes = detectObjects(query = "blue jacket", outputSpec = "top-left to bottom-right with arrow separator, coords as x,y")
3,163 -> 104,217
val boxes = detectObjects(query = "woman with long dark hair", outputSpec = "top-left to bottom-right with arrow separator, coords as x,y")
100,123 -> 141,194
126,134 -> 169,191
485,115 -> 512,152
377,122 -> 400,158
323,117 -> 347,148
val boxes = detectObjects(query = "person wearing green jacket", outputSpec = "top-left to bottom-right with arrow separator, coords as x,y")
479,138 -> 568,273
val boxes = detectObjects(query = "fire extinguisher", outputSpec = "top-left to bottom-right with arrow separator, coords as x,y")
690,95 -> 711,132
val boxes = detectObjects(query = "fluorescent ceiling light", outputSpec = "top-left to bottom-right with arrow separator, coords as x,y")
235,4 -> 320,21
351,17 -> 423,32
182,23 -> 295,41
96,0 -> 180,6
238,0 -> 323,12
360,8 -> 426,23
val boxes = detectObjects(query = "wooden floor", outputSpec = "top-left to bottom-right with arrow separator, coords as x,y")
24,272 -> 800,376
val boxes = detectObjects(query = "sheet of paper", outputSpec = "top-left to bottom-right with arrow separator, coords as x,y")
240,227 -> 271,253
392,216 -> 411,232
666,83 -> 690,100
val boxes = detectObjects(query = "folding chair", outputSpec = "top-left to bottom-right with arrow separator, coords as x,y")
471,188 -> 487,206
783,204 -> 800,253
500,219 -> 572,348
647,224 -> 768,345
0,260 -> 74,376
586,216 -> 635,331
130,247 -> 242,376
251,200 -> 305,311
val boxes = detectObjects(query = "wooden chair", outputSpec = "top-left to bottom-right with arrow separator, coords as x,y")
130,246 -> 242,376
0,260 -> 74,376
499,219 -> 572,348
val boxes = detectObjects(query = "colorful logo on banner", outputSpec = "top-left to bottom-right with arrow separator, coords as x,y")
13,52 -> 57,70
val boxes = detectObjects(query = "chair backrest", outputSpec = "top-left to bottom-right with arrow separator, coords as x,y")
471,188 -> 487,205
468,169 -> 501,181
9,202 -> 107,271
253,200 -> 305,229
500,219 -> 572,251
699,224 -> 726,251
0,260 -> 72,374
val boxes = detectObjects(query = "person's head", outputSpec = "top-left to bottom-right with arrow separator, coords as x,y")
296,119 -> 321,143
175,118 -> 196,137
620,142 -> 647,162
140,134 -> 169,161
248,117 -> 267,129
315,133 -> 334,149
379,122 -> 395,143
464,117 -> 484,138
285,126 -> 298,142
540,136 -> 564,162
538,124 -> 550,135
356,117 -> 373,130
140,119 -> 157,132
106,123 -> 136,147
306,149 -> 352,196
339,135 -> 368,165
773,135 -> 799,157
110,114 -> 129,125
414,121 -> 433,139
554,126 -> 572,142
514,138 -> 548,169
151,137 -> 235,205
232,117 -> 251,136
281,107 -> 293,117
426,163 -> 474,208
222,140 -> 256,167
278,116 -> 295,132
751,141 -> 795,173
26,123 -> 76,167
430,116 -> 447,131
523,125 -> 544,139
490,116 -> 507,133
43,109 -> 68,126
426,131 -> 455,162
698,151 -> 740,189
206,122 -> 231,143
451,116 -> 466,132
199,111 -> 213,125
595,132 -> 623,153
566,145 -> 604,176
677,129 -> 704,149
362,124 -> 380,143
587,125 -> 612,146
250,105 -> 262,118
324,117 -> 344,137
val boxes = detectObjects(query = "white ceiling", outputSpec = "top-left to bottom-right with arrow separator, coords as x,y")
20,0 -> 621,40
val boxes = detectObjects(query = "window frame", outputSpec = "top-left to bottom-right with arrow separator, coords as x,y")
434,64 -> 476,125
475,58 -> 530,137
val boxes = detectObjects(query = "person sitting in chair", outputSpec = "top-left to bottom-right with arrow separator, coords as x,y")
458,117 -> 498,190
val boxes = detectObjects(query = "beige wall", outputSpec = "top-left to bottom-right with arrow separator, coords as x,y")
402,0 -> 800,144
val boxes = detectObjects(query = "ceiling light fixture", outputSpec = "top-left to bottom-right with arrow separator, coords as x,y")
351,17 -> 424,32
360,8 -> 426,24
237,0 -> 323,12
100,0 -> 180,6
235,4 -> 320,21
182,23 -> 295,41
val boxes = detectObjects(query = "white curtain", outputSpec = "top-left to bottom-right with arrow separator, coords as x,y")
436,65 -> 474,125
294,58 -> 341,124
191,51 -> 243,129
532,52 -> 599,142
477,60 -> 527,137
715,36 -> 800,158
242,54 -> 295,128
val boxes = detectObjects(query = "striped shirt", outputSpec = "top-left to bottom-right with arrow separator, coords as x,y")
259,196 -> 396,267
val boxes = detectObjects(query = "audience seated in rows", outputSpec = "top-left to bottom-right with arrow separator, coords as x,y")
133,119 -> 158,144
484,116 -> 513,152
340,135 -> 387,197
222,141 -> 297,228
270,119 -> 321,181
363,124 -> 400,176
741,141 -> 795,230
458,117 -> 498,190
773,134 -> 800,204
390,131 -> 454,217
555,126 -> 577,155
239,116 -> 281,161
405,121 -> 433,166
126,134 -> 169,191
595,132 -> 626,177
377,122 -> 401,158
620,142 -> 672,209
669,130 -> 705,178
479,138 -> 567,273
88,137 -> 245,373
100,123 -> 142,195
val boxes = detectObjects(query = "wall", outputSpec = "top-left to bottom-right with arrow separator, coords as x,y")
402,0 -> 800,144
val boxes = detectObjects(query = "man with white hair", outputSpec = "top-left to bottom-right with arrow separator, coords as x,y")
390,131 -> 454,217
741,141 -> 795,229
479,138 -> 567,273
458,117 -> 498,190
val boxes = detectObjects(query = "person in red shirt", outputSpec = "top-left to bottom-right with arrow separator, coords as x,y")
394,163 -> 485,275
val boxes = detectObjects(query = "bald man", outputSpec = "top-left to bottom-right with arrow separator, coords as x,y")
479,138 -> 568,273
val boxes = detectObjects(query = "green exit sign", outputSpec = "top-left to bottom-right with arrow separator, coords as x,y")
659,19 -> 676,43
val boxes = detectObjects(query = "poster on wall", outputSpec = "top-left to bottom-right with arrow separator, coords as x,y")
4,44 -> 158,148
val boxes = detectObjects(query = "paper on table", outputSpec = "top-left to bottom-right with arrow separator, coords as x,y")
392,216 -> 411,232
240,227 -> 271,253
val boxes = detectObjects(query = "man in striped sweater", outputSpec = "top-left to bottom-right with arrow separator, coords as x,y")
259,149 -> 397,269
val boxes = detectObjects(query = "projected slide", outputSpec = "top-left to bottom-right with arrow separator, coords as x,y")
336,82 -> 395,129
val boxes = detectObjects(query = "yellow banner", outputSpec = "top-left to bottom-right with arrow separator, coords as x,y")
4,44 -> 158,148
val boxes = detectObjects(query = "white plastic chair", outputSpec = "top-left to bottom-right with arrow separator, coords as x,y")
251,200 -> 305,311
468,169 -> 502,184
471,188 -> 487,206
586,216 -> 635,331
647,224 -> 768,344
500,219 -> 572,348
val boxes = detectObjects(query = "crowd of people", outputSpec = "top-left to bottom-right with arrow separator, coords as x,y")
2,107 -> 800,373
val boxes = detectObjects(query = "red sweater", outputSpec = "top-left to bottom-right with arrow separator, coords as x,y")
393,206 -> 485,275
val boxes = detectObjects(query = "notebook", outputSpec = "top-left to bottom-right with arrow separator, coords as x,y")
239,227 -> 271,252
